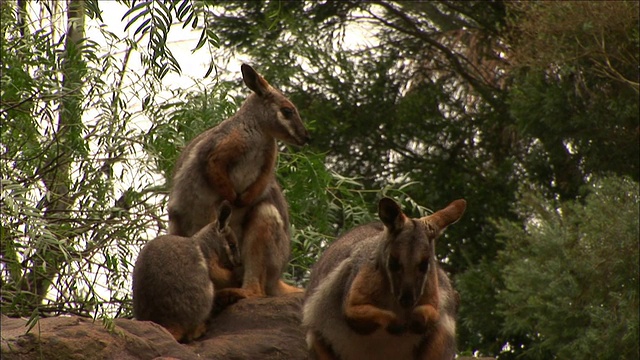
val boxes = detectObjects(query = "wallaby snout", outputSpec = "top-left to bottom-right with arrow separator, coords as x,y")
276,108 -> 310,147
390,260 -> 429,309
240,63 -> 310,148
399,287 -> 416,309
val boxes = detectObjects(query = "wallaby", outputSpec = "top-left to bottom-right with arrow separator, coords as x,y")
132,201 -> 241,343
303,197 -> 466,360
167,64 -> 310,298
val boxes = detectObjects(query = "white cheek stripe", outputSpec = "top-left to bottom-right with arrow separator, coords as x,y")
276,111 -> 298,141
196,247 -> 207,272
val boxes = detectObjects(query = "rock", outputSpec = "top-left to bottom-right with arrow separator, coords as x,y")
2,293 -> 494,359
1,293 -> 306,360
190,293 -> 307,359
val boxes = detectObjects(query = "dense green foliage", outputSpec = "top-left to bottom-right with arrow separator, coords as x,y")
497,177 -> 639,359
198,2 -> 639,356
1,1 -> 638,358
1,0 -> 154,321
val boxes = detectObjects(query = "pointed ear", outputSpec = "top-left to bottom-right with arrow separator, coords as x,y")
217,200 -> 233,230
422,199 -> 466,234
378,197 -> 407,232
241,64 -> 271,97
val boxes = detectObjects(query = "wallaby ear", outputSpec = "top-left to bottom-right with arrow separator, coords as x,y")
241,64 -> 271,97
422,199 -> 466,234
217,200 -> 233,230
378,197 -> 407,232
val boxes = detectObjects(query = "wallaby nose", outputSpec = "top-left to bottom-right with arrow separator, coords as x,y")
399,289 -> 415,308
294,128 -> 310,146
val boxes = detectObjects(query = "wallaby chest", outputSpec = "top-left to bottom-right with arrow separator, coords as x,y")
228,137 -> 276,193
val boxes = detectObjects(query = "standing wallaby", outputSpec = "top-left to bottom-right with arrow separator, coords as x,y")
132,201 -> 241,343
167,64 -> 310,298
303,197 -> 466,360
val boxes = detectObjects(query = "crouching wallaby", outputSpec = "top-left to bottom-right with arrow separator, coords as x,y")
167,64 -> 309,298
132,201 -> 241,343
303,197 -> 467,360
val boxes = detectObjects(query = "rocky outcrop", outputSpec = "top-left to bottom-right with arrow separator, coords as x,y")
2,293 -> 494,359
1,293 -> 306,360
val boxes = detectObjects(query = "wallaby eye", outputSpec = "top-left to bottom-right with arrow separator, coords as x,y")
388,256 -> 402,272
418,259 -> 429,273
280,107 -> 295,118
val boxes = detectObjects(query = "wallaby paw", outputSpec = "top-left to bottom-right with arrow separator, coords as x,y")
386,320 -> 407,335
345,317 -> 380,335
409,306 -> 438,334
165,325 -> 187,343
184,322 -> 208,342
275,279 -> 304,295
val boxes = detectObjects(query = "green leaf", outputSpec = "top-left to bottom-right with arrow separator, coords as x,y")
204,62 -> 214,78
121,0 -> 151,22
133,18 -> 151,36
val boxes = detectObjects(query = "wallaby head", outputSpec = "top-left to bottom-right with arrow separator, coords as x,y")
214,201 -> 241,267
240,64 -> 310,147
377,197 -> 466,309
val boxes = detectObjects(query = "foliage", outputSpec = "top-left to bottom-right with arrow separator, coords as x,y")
0,0 -> 168,319
196,1 -> 638,357
496,176 -> 639,359
120,0 -> 220,79
506,1 -> 640,201
507,1 -> 639,92
142,87 -> 431,286
1,2 -> 638,359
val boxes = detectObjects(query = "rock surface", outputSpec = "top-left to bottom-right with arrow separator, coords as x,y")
1,293 -> 306,360
2,293 -> 494,359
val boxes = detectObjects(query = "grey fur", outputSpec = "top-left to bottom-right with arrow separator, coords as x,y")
167,64 -> 309,238
132,202 -> 239,342
166,64 -> 309,297
303,198 -> 465,360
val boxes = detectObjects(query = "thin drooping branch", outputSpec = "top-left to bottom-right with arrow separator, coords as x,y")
26,0 -> 87,308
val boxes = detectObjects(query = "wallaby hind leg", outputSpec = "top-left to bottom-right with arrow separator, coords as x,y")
164,324 -> 187,343
273,279 -> 303,296
240,202 -> 300,297
417,327 -> 456,360
185,322 -> 208,343
239,223 -> 270,297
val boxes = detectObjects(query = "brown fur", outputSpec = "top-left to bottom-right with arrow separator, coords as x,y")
167,64 -> 309,298
303,197 -> 466,360
132,202 -> 241,343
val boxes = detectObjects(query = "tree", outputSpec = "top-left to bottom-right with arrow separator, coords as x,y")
0,0 -> 407,321
196,1 -> 639,357
506,1 -> 639,201
496,176 -> 639,359
1,0 -> 168,320
2,2 -> 637,358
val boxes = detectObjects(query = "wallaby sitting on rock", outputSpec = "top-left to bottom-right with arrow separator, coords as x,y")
167,64 -> 309,298
132,201 -> 241,343
303,197 -> 467,360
